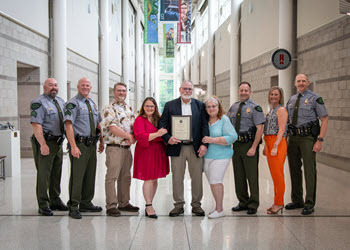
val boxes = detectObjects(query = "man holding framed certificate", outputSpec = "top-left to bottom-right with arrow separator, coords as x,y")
159,80 -> 209,217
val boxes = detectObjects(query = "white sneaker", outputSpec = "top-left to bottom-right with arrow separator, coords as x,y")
208,210 -> 224,219
209,210 -> 216,215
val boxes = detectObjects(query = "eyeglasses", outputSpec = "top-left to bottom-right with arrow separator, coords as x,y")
116,90 -> 127,93
144,105 -> 155,109
206,105 -> 218,109
181,88 -> 193,91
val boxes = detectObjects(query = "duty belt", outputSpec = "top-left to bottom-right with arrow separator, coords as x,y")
44,133 -> 64,145
75,134 -> 100,146
237,127 -> 257,143
288,120 -> 320,137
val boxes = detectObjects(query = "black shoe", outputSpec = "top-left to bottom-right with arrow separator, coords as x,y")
301,207 -> 314,215
38,207 -> 53,216
247,208 -> 257,215
145,204 -> 158,219
231,205 -> 248,212
50,201 -> 68,211
285,202 -> 304,210
79,205 -> 103,212
69,210 -> 82,219
169,207 -> 184,217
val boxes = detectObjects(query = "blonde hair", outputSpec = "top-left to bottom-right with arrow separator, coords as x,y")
268,86 -> 285,105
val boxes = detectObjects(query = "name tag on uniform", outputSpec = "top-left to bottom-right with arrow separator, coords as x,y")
82,108 -> 86,110
48,108 -> 53,110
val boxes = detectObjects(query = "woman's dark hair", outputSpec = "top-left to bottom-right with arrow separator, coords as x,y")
138,97 -> 161,127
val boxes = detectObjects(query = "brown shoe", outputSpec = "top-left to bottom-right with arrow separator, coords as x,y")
169,206 -> 184,217
192,206 -> 205,216
118,204 -> 140,212
107,207 -> 121,217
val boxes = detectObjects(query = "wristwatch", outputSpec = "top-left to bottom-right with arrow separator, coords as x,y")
317,137 -> 324,142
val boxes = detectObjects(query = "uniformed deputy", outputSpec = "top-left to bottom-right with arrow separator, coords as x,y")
227,82 -> 266,215
64,77 -> 104,219
285,73 -> 328,215
30,78 -> 68,216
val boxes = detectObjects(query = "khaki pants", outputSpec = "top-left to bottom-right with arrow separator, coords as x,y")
170,145 -> 203,208
105,146 -> 132,210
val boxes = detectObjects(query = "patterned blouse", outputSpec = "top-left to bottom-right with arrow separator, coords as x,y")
100,101 -> 136,145
264,105 -> 287,137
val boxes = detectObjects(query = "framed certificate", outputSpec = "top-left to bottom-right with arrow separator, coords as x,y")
171,115 -> 192,141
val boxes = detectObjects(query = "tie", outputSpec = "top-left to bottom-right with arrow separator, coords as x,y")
85,99 -> 96,137
235,102 -> 245,133
53,99 -> 64,135
292,93 -> 302,126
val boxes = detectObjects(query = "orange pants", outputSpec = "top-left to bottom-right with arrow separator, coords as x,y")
264,135 -> 287,206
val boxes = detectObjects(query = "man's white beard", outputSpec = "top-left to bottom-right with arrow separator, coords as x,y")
181,94 -> 191,100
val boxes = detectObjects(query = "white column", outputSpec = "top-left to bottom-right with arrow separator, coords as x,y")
230,0 -> 240,104
150,46 -> 154,97
279,0 -> 293,101
174,47 -> 178,98
154,47 -> 159,103
207,0 -> 215,98
53,0 -> 67,101
193,11 -> 200,85
144,44 -> 150,98
135,13 -> 141,109
123,0 -> 130,102
99,0 -> 109,108
185,45 -> 190,80
179,47 -> 183,84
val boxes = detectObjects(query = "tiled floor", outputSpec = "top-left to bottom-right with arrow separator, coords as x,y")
0,149 -> 350,249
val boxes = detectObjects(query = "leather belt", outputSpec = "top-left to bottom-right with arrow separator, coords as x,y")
182,141 -> 193,145
107,144 -> 130,149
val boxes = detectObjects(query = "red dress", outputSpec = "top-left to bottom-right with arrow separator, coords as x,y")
133,116 -> 170,181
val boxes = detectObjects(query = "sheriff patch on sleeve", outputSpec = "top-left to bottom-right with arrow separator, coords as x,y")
31,110 -> 37,117
66,103 -> 76,110
31,103 -> 42,110
65,103 -> 76,116
254,106 -> 263,112
316,97 -> 324,105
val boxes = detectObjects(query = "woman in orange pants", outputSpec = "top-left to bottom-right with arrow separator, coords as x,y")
263,87 -> 288,214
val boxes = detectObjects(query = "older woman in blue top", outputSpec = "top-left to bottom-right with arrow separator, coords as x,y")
202,96 -> 238,219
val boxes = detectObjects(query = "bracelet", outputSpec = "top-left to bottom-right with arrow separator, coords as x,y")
273,144 -> 278,149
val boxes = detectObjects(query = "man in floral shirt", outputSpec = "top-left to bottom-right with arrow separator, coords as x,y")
101,82 -> 139,217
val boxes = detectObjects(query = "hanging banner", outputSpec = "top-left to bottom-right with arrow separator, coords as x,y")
177,0 -> 191,44
144,0 -> 159,44
160,0 -> 180,22
164,23 -> 175,58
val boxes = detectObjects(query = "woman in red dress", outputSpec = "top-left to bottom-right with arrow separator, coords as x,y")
133,97 -> 169,219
